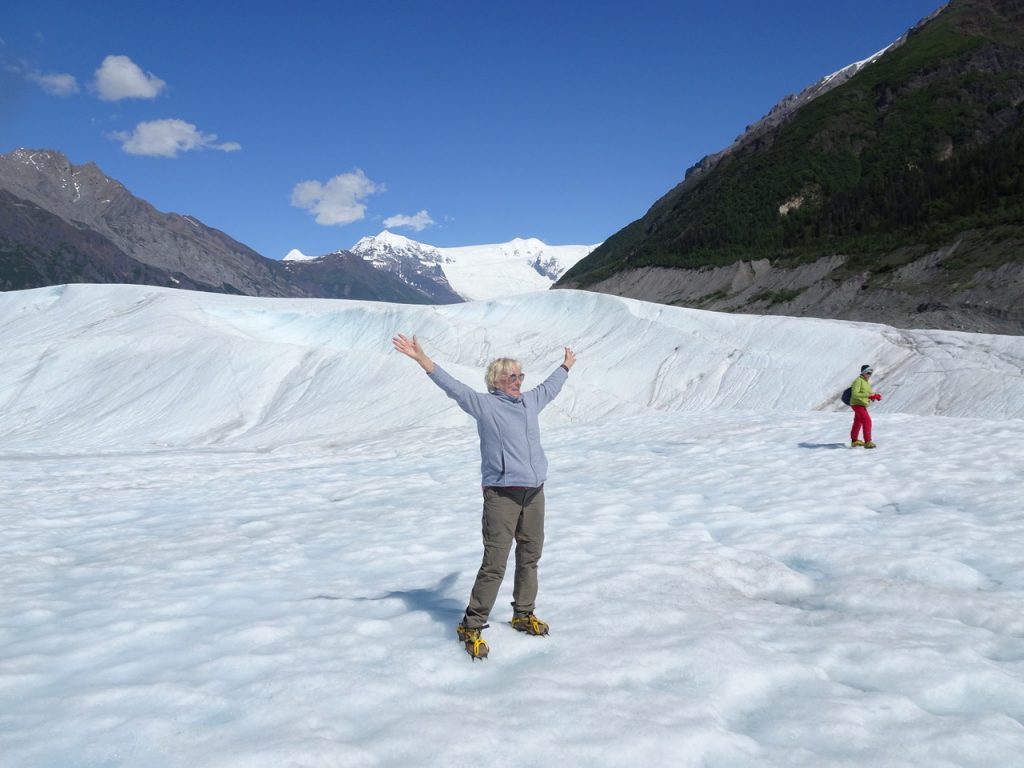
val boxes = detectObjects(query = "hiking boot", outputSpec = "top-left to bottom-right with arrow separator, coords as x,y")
510,613 -> 549,636
863,441 -> 877,449
456,623 -> 489,660
851,440 -> 865,447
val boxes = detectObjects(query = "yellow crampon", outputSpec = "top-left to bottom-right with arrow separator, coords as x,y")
456,624 -> 489,660
510,613 -> 549,636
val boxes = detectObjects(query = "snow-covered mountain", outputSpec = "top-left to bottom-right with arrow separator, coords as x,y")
291,230 -> 601,302
439,236 -> 599,301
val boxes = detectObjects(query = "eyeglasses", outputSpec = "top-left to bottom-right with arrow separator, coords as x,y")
504,373 -> 526,382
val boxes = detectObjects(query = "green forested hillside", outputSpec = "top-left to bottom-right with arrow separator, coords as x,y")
561,0 -> 1024,288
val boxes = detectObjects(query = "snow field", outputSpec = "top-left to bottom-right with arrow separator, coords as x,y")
1,284 -> 1023,766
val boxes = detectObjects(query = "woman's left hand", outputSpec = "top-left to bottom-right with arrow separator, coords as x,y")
562,347 -> 576,370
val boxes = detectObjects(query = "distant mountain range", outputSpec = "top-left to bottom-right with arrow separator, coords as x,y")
558,0 -> 1024,334
315,231 -> 597,302
0,148 -> 595,303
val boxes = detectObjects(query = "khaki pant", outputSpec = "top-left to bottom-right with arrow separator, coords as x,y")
462,485 -> 545,629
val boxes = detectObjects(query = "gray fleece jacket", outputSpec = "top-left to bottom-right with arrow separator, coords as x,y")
428,364 -> 568,488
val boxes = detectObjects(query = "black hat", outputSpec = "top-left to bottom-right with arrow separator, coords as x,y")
861,365 -> 874,374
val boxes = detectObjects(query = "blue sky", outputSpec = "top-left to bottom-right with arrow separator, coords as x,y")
2,0 -> 942,259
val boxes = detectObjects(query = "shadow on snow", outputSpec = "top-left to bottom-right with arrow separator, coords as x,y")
308,572 -> 464,627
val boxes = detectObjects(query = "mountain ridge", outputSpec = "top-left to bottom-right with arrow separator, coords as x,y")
557,0 -> 1024,334
0,148 -> 302,297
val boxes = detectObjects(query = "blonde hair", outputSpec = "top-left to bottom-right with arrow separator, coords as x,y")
485,357 -> 521,391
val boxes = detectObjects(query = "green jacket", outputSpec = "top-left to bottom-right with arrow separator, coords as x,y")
850,375 -> 874,407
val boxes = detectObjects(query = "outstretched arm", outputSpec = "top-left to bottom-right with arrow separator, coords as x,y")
392,333 -> 435,374
393,334 -> 487,417
561,346 -> 576,371
526,346 -> 576,410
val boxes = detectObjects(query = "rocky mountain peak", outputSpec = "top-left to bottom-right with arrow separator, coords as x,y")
0,148 -> 127,216
351,231 -> 449,266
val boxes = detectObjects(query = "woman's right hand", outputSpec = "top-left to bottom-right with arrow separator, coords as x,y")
392,333 -> 434,373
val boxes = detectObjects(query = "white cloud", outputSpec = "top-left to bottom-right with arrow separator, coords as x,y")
4,62 -> 79,96
291,170 -> 382,226
93,55 -> 166,101
383,210 -> 435,232
26,70 -> 80,96
110,119 -> 241,158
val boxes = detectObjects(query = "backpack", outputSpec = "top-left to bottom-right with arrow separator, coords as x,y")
840,387 -> 852,406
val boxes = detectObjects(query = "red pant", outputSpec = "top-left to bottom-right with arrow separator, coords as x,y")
851,405 -> 872,442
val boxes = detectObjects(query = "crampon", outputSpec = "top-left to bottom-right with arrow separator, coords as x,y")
510,613 -> 549,636
456,623 -> 489,660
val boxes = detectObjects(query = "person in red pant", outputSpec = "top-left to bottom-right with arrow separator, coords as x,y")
850,365 -> 882,448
